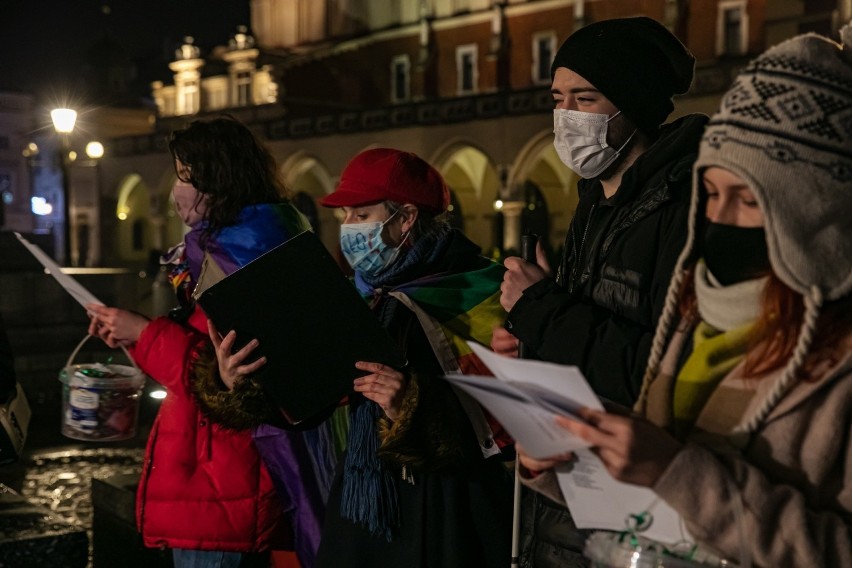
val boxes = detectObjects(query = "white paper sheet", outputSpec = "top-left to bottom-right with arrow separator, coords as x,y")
557,449 -> 692,545
446,341 -> 691,545
447,374 -> 592,458
467,341 -> 604,411
14,232 -> 103,310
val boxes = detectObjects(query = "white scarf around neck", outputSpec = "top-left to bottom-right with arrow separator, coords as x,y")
694,260 -> 767,332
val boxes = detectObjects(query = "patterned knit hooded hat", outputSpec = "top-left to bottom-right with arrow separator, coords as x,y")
640,23 -> 852,441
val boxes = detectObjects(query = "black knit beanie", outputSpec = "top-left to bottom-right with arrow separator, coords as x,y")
551,17 -> 695,136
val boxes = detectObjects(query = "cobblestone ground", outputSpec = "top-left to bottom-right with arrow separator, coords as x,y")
20,447 -> 144,567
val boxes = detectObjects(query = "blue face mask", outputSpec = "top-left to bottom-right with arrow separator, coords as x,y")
339,212 -> 405,277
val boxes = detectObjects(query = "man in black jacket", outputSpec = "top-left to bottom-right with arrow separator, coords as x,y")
492,17 -> 708,567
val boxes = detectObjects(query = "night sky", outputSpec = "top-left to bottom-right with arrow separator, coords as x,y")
0,0 -> 251,103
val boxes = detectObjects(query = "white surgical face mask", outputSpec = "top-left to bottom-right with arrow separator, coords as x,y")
339,211 -> 406,278
553,109 -> 636,179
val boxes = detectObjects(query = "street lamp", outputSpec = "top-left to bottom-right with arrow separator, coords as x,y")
85,141 -> 104,160
50,108 -> 77,266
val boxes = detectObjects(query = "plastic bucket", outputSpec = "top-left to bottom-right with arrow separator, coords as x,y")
58,336 -> 146,441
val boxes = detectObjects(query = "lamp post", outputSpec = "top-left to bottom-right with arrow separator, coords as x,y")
82,141 -> 104,267
50,108 -> 77,266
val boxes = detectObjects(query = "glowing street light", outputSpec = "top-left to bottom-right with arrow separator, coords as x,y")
85,141 -> 104,159
50,108 -> 77,134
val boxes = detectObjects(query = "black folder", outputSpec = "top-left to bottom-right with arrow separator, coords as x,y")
197,230 -> 406,424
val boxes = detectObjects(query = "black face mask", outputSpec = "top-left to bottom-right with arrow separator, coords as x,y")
702,222 -> 770,286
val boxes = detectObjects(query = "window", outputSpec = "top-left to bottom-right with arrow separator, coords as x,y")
391,55 -> 411,103
717,1 -> 748,56
456,44 -> 478,95
448,190 -> 464,233
132,219 -> 145,251
0,172 -> 11,194
292,191 -> 320,233
235,71 -> 252,106
162,94 -> 176,117
181,79 -> 199,115
207,88 -> 227,110
453,0 -> 470,12
532,32 -> 556,85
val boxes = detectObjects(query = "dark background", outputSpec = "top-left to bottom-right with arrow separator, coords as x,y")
0,0 -> 251,102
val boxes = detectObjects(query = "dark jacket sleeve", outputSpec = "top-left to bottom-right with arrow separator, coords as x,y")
506,201 -> 689,407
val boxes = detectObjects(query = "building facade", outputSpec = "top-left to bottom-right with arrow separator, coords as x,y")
90,0 -> 851,266
0,92 -> 36,235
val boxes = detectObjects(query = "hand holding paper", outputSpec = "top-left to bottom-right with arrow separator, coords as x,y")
444,341 -> 603,458
86,304 -> 150,348
553,407 -> 683,489
442,341 -> 692,546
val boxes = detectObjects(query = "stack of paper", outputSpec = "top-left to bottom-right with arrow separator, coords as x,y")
445,342 -> 692,546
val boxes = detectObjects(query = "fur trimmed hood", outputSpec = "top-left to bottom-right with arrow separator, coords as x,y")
190,346 -> 283,430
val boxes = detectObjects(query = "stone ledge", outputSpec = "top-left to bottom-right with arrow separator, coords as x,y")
0,483 -> 88,568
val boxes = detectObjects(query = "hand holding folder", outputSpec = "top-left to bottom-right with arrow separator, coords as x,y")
197,231 -> 406,424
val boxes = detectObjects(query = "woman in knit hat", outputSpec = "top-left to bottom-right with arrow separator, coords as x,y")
517,23 -> 852,567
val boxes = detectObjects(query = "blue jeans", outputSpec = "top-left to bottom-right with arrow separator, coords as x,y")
171,549 -> 244,568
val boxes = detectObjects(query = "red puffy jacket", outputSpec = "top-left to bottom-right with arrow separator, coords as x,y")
130,307 -> 288,551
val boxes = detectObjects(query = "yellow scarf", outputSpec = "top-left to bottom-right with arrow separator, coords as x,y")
672,321 -> 753,438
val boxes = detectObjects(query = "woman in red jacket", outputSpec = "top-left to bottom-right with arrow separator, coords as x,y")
87,117 -> 307,568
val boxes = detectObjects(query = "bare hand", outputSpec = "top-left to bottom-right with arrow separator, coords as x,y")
86,304 -> 149,348
490,326 -> 519,358
516,442 -> 573,477
208,320 -> 266,390
500,252 -> 549,312
555,409 -> 682,487
353,361 -> 408,421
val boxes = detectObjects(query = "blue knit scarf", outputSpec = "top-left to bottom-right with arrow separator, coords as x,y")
340,225 -> 453,541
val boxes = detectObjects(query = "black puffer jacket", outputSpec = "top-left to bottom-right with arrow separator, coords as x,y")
508,114 -> 707,568
507,114 -> 707,407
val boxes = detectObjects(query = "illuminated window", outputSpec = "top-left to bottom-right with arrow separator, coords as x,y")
181,79 -> 199,115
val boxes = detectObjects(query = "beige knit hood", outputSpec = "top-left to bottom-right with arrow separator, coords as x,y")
639,23 -> 852,443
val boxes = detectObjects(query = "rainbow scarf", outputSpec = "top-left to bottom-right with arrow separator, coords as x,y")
342,227 -> 506,540
392,264 -> 507,373
356,226 -> 507,369
185,202 -> 311,280
163,202 -> 311,294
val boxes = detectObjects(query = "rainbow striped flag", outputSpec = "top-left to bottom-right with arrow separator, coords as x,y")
392,261 -> 507,374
